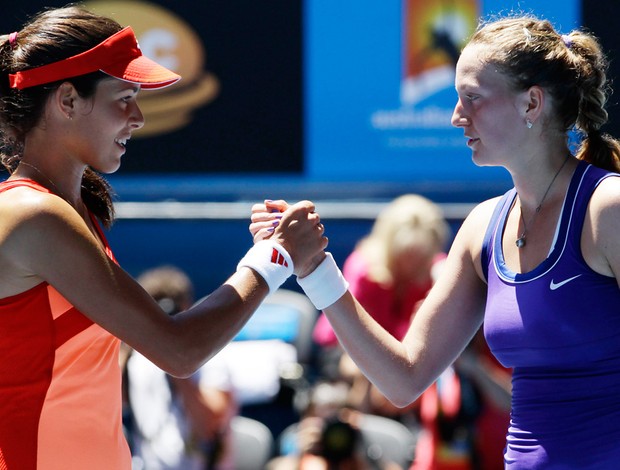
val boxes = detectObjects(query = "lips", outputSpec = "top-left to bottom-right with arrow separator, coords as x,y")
115,138 -> 129,148
466,137 -> 479,147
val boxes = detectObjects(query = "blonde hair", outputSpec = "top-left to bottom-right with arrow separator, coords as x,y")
356,194 -> 449,285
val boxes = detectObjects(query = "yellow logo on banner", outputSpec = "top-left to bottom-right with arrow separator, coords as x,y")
86,0 -> 219,137
401,0 -> 478,106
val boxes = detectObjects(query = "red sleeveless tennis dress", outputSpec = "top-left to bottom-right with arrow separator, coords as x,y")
0,179 -> 130,469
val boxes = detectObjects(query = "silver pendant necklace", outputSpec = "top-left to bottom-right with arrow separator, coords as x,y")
515,156 -> 569,248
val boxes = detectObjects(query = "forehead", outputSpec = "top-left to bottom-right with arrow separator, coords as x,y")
97,77 -> 140,94
455,45 -> 509,91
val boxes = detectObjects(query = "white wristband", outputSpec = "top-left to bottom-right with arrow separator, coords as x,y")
237,240 -> 294,294
297,252 -> 349,310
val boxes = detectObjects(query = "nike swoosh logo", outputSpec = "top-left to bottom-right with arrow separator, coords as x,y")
550,274 -> 582,290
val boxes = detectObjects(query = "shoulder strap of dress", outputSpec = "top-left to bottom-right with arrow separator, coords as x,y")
0,178 -> 52,194
481,188 -> 515,282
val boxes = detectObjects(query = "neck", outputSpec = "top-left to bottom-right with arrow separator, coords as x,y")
14,159 -> 83,209
513,154 -> 573,249
513,153 -> 574,210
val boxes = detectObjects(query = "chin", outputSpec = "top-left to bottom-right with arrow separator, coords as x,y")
471,153 -> 485,167
95,161 -> 122,174
471,152 -> 496,168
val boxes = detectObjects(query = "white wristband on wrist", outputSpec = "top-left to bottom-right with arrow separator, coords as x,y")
297,252 -> 349,310
237,240 -> 294,294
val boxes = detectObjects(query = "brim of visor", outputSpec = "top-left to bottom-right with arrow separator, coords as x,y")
101,55 -> 181,90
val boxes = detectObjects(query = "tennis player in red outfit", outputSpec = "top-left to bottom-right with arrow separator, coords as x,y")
0,6 -> 326,469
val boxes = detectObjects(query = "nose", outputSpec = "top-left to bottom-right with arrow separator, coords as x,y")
451,99 -> 469,128
129,101 -> 145,130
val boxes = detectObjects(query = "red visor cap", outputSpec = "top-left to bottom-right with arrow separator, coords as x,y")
9,26 -> 181,90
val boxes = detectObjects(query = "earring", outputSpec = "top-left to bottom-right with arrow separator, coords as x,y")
526,119 -> 533,129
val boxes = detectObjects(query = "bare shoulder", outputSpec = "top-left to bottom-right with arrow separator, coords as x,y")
0,183 -> 72,211
451,196 -> 503,279
589,174 -> 620,211
586,175 -> 620,234
462,196 -> 503,227
583,175 -> 620,278
0,185 -> 85,244
0,186 -> 94,295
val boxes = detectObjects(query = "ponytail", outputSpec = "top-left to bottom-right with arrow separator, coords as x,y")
576,131 -> 620,173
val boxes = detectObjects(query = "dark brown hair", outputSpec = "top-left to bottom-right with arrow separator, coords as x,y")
0,5 -> 123,227
468,15 -> 620,173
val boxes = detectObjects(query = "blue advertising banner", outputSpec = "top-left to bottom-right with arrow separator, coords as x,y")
305,0 -> 581,183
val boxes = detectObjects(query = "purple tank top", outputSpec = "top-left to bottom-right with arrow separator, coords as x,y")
482,161 -> 620,469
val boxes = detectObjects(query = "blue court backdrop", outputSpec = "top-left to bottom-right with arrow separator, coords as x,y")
305,0 -> 580,185
0,0 -> 584,191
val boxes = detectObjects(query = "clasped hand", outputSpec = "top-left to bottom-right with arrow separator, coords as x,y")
249,199 -> 327,278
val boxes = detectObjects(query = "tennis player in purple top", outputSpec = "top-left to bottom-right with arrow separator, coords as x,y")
251,14 -> 620,469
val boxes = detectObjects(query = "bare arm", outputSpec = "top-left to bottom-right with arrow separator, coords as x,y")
315,200 -> 494,407
0,190 -> 327,377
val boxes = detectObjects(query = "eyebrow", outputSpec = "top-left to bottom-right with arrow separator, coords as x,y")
112,81 -> 140,94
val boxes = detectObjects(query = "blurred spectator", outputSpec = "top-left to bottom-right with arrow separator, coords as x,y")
123,266 -> 238,470
267,381 -> 403,470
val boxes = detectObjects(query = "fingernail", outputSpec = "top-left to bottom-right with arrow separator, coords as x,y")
272,220 -> 280,226
267,227 -> 275,232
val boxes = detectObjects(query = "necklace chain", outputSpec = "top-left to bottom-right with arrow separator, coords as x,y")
516,156 -> 570,248
18,160 -> 70,203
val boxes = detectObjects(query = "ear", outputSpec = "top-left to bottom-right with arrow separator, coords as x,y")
523,85 -> 545,124
54,82 -> 80,120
